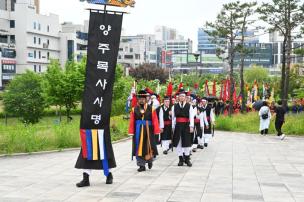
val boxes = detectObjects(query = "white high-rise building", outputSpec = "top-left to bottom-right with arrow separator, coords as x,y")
60,21 -> 89,67
118,34 -> 158,68
155,26 -> 177,41
0,0 -> 60,80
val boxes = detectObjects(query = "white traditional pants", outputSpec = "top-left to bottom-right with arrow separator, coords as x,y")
204,133 -> 212,144
162,140 -> 171,151
176,139 -> 191,156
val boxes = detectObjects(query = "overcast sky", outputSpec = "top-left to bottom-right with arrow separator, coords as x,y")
40,0 -> 271,50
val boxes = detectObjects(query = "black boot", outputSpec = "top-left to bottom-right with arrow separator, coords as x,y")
137,166 -> 146,172
148,162 -> 153,169
76,172 -> 90,188
185,156 -> 192,167
106,172 -> 113,184
178,156 -> 184,166
198,145 -> 204,149
204,143 -> 208,147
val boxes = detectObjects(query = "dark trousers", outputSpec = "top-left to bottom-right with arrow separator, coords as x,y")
275,120 -> 284,136
260,129 -> 268,135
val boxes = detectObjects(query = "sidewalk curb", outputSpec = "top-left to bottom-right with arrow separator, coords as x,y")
0,136 -> 132,158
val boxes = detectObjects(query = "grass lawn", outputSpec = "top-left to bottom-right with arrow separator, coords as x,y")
216,112 -> 304,136
0,115 -> 129,155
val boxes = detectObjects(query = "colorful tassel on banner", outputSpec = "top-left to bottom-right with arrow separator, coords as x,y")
80,129 -> 87,158
92,129 -> 98,160
85,130 -> 93,160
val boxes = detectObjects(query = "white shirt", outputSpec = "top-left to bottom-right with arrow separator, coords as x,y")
171,102 -> 195,129
159,105 -> 170,129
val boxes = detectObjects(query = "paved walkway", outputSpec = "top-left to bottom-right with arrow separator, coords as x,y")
1,132 -> 304,202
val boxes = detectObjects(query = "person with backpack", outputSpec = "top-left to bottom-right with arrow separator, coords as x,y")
259,101 -> 271,135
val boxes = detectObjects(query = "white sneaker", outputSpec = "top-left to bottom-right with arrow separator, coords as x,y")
280,134 -> 286,140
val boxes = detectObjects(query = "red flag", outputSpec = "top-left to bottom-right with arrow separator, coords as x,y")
223,80 -> 227,101
175,82 -> 183,94
233,83 -> 237,105
194,83 -> 199,89
220,82 -> 223,100
204,80 -> 210,96
131,94 -> 137,108
212,80 -> 216,96
178,82 -> 183,90
166,82 -> 173,96
145,87 -> 154,95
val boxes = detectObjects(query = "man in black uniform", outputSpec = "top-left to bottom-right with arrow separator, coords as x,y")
171,89 -> 195,167
159,96 -> 173,154
201,98 -> 215,147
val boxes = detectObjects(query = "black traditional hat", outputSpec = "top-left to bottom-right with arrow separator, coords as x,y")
176,88 -> 186,96
137,90 -> 149,98
163,95 -> 170,100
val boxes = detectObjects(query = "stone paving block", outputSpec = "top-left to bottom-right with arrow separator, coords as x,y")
168,190 -> 203,202
200,193 -> 232,202
0,132 -> 303,201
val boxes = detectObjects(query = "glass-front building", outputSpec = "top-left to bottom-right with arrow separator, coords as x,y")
198,28 -> 217,54
234,43 -> 273,68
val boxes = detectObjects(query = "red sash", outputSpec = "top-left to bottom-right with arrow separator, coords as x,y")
176,117 -> 190,123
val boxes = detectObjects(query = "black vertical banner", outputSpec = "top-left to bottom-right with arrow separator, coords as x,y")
80,11 -> 123,174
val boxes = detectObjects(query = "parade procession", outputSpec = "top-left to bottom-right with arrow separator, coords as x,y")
127,84 -> 217,172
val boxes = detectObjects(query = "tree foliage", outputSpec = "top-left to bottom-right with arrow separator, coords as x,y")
244,65 -> 270,84
3,71 -> 45,124
129,63 -> 169,84
44,58 -> 85,122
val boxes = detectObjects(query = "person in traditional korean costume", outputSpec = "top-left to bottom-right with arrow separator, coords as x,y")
171,89 -> 195,167
128,90 -> 160,172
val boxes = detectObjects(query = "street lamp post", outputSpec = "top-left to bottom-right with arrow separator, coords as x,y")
193,52 -> 200,76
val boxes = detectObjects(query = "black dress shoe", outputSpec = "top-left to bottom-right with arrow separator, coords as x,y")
185,156 -> 192,167
204,143 -> 208,147
163,150 -> 168,155
178,156 -> 184,166
106,172 -> 113,184
137,166 -> 146,172
198,145 -> 204,149
76,172 -> 90,187
148,162 -> 153,169
192,148 -> 197,152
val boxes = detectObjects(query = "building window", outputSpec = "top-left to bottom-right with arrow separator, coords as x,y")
38,38 -> 41,45
34,37 -> 36,44
10,20 -> 15,28
39,51 -> 41,59
47,39 -> 49,45
47,52 -> 50,60
34,22 -> 36,29
124,55 -> 133,59
34,65 -> 37,72
28,52 -> 33,58
47,25 -> 50,32
130,48 -> 133,53
39,65 -> 41,72
67,40 -> 74,61
34,50 -> 36,58
38,23 -> 41,31
10,35 -> 15,44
